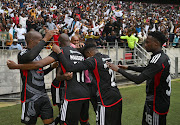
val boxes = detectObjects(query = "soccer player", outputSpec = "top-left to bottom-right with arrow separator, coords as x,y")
107,31 -> 171,125
7,30 -> 59,125
7,33 -> 90,125
51,67 -> 73,125
51,43 -> 122,125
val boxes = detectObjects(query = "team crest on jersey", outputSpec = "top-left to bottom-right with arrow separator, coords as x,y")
25,116 -> 30,122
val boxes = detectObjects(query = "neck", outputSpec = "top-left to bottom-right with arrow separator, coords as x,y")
152,47 -> 162,54
61,42 -> 70,47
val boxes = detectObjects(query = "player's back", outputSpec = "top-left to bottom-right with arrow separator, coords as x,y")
61,46 -> 90,101
92,53 -> 122,107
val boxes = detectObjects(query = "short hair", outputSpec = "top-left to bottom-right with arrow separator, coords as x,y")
148,31 -> 167,46
85,38 -> 97,45
82,44 -> 97,57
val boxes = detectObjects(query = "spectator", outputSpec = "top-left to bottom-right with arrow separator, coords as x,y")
0,25 -> 10,49
19,13 -> 28,28
9,39 -> 22,50
46,18 -> 57,30
120,30 -> 139,50
39,25 -> 48,37
15,24 -> 26,47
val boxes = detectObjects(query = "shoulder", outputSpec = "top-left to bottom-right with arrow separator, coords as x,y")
150,52 -> 169,65
19,49 -> 28,56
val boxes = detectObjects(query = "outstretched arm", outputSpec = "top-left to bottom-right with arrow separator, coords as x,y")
7,56 -> 56,70
43,61 -> 59,75
107,62 -> 148,84
51,45 -> 95,72
107,62 -> 162,84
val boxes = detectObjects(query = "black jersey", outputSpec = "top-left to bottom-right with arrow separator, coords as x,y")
49,46 -> 90,101
18,49 -> 47,103
57,52 -> 122,107
119,50 -> 171,115
143,50 -> 171,115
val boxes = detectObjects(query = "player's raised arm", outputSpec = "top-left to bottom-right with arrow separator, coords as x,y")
19,30 -> 58,64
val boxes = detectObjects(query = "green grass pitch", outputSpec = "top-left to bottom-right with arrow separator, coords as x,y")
0,80 -> 179,125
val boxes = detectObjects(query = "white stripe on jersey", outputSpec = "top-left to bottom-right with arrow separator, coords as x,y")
20,49 -> 27,56
153,54 -> 161,64
56,88 -> 60,104
150,54 -> 158,63
21,102 -> 25,120
150,53 -> 161,64
153,112 -> 159,125
100,105 -> 105,125
61,99 -> 68,121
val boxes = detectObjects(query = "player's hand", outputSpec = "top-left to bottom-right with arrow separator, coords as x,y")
6,60 -> 17,69
106,62 -> 119,72
52,44 -> 62,54
64,72 -> 73,80
51,61 -> 59,69
43,30 -> 59,42
118,65 -> 128,70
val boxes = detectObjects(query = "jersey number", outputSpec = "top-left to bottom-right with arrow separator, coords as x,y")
74,62 -> 84,83
166,75 -> 171,96
145,112 -> 152,125
104,63 -> 116,87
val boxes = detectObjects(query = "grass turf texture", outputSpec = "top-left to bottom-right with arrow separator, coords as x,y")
0,80 -> 179,125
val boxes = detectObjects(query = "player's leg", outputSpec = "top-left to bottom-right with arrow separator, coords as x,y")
60,100 -> 82,125
141,101 -> 168,125
80,100 -> 90,125
96,102 -> 104,125
51,79 -> 61,125
39,96 -> 54,125
54,87 -> 65,125
88,83 -> 98,112
105,101 -> 122,125
158,113 -> 167,125
21,102 -> 38,125
142,102 -> 152,125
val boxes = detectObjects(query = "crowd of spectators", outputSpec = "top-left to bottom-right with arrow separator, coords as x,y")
0,0 -> 180,50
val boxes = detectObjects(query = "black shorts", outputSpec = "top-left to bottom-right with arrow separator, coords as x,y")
51,86 -> 65,107
142,101 -> 167,125
96,101 -> 122,125
60,99 -> 89,125
87,83 -> 97,112
21,95 -> 53,124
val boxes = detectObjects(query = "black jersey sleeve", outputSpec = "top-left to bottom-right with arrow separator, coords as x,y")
128,66 -> 146,72
57,53 -> 95,72
43,65 -> 54,75
118,63 -> 162,84
118,68 -> 149,84
141,63 -> 163,79
49,52 -> 59,61
18,40 -> 46,64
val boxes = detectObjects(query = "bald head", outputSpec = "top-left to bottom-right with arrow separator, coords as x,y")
25,31 -> 42,48
58,33 -> 70,47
